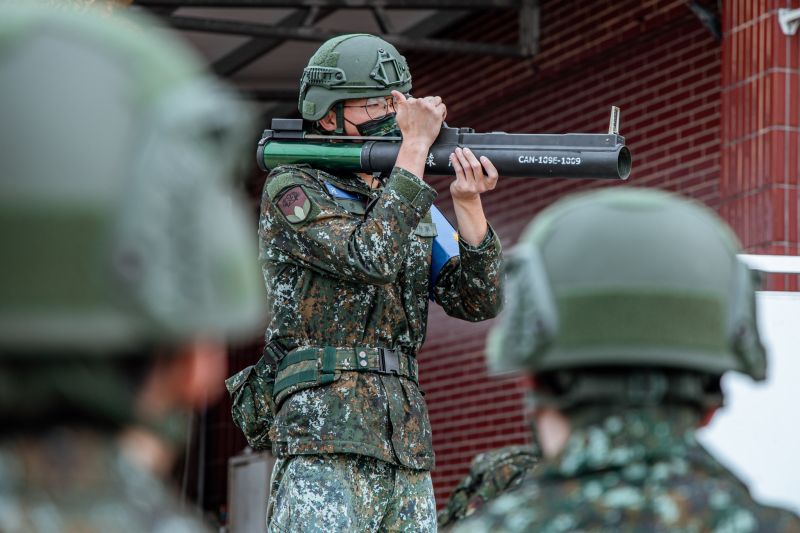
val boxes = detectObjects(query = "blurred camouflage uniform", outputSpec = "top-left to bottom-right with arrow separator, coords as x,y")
437,444 -> 539,528
452,188 -> 800,532
0,430 -> 203,532
0,4 -> 264,532
452,407 -> 800,532
256,34 -> 503,531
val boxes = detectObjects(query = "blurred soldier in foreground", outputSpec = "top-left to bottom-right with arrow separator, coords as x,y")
452,188 -> 800,532
0,4 -> 264,531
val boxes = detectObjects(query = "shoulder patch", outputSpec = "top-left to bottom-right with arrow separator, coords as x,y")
266,171 -> 309,202
277,186 -> 312,223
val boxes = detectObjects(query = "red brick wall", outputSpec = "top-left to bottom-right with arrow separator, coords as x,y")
198,342 -> 260,520
719,0 -> 800,290
202,0 -> 800,518
407,0 -> 726,505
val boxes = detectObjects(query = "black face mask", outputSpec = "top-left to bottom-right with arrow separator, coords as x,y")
352,113 -> 401,138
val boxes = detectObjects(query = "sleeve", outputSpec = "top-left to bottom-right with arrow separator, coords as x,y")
432,224 -> 504,321
259,166 -> 437,285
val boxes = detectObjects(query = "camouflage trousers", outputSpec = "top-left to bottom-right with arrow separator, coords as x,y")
267,454 -> 436,533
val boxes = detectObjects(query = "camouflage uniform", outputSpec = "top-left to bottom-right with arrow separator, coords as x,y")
268,454 -> 436,531
260,161 -> 502,529
0,4 -> 263,532
0,430 -> 206,533
451,407 -> 800,532
448,188 -> 800,532
437,444 -> 539,528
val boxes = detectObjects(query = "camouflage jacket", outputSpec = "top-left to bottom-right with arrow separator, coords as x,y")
0,429 -> 210,533
438,444 -> 540,528
451,407 -> 800,532
259,165 -> 503,471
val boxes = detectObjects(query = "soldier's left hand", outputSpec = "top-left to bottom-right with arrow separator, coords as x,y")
449,147 -> 499,202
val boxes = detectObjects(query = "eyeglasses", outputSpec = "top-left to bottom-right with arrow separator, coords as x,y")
343,97 -> 396,120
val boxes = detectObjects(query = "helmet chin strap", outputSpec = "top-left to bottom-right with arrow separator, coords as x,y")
341,108 -> 369,132
331,104 -> 393,188
335,102 -> 345,134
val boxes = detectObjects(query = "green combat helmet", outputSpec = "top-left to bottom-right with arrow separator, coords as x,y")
0,4 -> 265,353
487,188 -> 766,405
298,33 -> 412,126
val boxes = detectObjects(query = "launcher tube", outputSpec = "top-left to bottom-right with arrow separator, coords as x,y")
259,141 -> 363,172
257,124 -> 632,180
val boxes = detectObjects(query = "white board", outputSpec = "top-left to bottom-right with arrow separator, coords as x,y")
697,291 -> 800,514
228,451 -> 275,533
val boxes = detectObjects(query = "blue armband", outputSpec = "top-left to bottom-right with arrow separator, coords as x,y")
429,205 -> 460,291
324,181 -> 363,200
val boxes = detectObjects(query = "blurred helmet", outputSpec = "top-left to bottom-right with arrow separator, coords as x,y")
298,33 -> 412,121
0,3 -> 265,353
487,188 -> 766,382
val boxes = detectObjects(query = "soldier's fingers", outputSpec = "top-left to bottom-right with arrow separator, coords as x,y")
462,148 -> 484,183
450,151 -> 467,185
481,156 -> 499,189
423,98 -> 440,113
454,147 -> 474,181
450,152 -> 467,189
391,90 -> 407,105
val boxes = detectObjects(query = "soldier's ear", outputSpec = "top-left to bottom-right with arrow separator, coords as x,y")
318,109 -> 338,132
136,340 -> 228,417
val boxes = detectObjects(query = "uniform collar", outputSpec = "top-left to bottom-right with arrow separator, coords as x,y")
539,406 -> 709,479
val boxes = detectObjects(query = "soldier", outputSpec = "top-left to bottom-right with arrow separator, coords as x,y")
0,4 -> 264,531
257,34 -> 503,531
451,187 -> 800,532
437,444 -> 539,528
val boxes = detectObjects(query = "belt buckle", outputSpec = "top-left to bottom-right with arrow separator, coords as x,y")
379,348 -> 400,375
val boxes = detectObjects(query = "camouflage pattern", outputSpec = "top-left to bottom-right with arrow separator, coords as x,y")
259,163 -> 502,471
226,353 -> 276,451
0,429 -> 209,533
437,444 -> 539,528
268,454 -> 436,532
451,407 -> 800,532
0,4 -> 261,533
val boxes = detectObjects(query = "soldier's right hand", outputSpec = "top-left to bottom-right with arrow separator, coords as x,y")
392,90 -> 446,149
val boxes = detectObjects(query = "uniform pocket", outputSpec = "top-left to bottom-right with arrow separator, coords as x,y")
226,355 -> 276,451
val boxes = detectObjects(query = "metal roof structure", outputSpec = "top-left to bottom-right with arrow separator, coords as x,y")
131,1 -> 540,122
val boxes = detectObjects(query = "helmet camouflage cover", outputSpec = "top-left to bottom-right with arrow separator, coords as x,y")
298,33 -> 412,121
487,187 -> 767,382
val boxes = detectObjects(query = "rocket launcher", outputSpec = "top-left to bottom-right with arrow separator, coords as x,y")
257,107 -> 631,180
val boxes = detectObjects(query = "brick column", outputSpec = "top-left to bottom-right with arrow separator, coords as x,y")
720,2 -> 800,289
